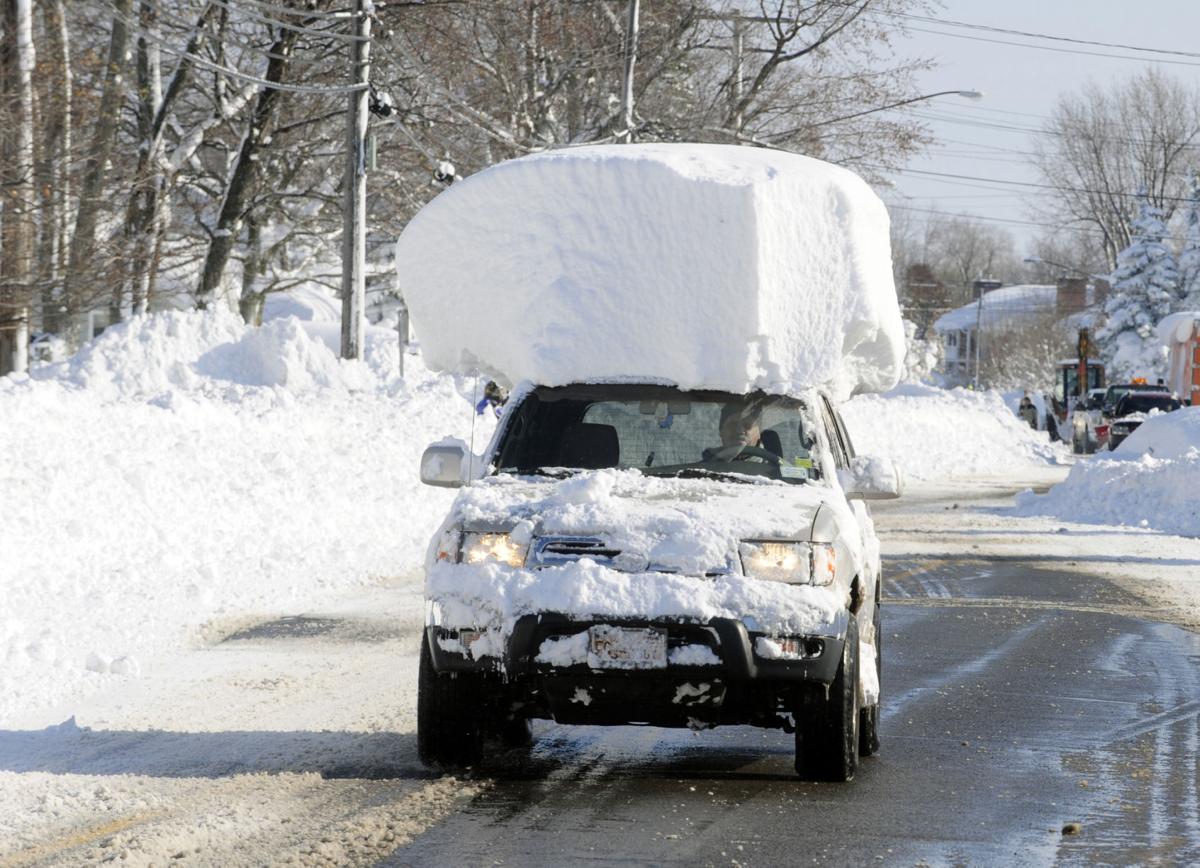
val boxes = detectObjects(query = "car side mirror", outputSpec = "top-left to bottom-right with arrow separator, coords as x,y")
420,442 -> 468,488
840,455 -> 901,501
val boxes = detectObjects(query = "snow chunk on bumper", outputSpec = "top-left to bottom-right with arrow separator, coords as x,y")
427,558 -> 842,640
395,143 -> 903,400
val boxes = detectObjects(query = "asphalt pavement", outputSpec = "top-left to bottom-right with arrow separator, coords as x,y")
383,557 -> 1200,867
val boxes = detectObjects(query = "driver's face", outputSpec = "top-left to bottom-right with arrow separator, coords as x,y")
720,411 -> 761,447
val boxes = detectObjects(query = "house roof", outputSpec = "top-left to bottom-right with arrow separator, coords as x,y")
933,284 -> 1094,332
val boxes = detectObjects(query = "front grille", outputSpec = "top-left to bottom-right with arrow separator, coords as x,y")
531,536 -> 620,567
530,536 -> 729,576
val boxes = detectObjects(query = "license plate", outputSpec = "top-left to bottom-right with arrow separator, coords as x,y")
587,625 -> 668,670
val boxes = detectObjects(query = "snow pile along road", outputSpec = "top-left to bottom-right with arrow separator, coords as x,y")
1014,407 -> 1200,537
0,304 -> 488,724
395,143 -> 904,400
841,383 -> 1068,481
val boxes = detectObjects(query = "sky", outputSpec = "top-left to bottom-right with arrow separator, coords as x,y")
880,0 -> 1200,254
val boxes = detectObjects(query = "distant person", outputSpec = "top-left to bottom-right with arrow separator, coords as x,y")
1019,393 -> 1038,429
475,380 -> 509,417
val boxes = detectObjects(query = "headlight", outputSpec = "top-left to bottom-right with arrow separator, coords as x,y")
739,541 -> 837,586
461,532 -> 527,567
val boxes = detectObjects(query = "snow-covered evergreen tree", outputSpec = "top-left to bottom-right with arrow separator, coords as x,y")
1097,192 -> 1177,380
1179,174 -> 1200,311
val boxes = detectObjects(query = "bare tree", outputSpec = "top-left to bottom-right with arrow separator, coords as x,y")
381,0 -> 934,176
980,308 -> 1070,392
33,0 -> 72,335
1032,69 -> 1200,269
925,214 -> 1018,302
63,0 -> 132,334
0,0 -> 36,374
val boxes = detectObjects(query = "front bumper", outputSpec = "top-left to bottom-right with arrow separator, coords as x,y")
426,610 -> 848,686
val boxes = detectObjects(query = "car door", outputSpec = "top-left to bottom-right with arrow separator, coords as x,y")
820,395 -> 881,620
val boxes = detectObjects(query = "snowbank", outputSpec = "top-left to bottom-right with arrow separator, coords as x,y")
1014,407 -> 1200,536
0,304 -> 489,724
395,143 -> 903,400
841,383 -> 1067,481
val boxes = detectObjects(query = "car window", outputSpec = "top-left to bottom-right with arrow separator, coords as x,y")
1115,394 -> 1180,415
494,385 -> 822,483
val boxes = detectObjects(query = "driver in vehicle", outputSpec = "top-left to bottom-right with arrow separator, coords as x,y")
704,400 -> 769,461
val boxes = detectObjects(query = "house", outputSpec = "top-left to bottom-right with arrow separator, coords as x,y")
933,279 -> 1096,386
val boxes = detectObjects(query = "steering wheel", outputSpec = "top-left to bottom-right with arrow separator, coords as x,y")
730,445 -> 783,464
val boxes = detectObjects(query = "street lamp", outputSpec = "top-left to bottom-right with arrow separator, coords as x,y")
1022,255 -> 1091,278
813,89 -> 983,127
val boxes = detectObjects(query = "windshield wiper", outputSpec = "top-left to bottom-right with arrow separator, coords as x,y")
497,467 -> 577,479
656,467 -> 752,483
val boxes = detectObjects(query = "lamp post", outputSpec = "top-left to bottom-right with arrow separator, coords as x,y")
812,89 -> 983,127
1022,255 -> 1093,278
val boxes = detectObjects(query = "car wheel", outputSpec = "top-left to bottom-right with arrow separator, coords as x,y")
858,604 -> 881,758
497,714 -> 534,749
795,617 -> 860,782
417,635 -> 485,768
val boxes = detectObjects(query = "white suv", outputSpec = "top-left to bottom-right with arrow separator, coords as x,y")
417,381 -> 899,782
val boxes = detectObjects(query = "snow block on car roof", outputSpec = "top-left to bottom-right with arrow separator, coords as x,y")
394,143 -> 903,399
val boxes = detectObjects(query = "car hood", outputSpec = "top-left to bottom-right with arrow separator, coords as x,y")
447,468 -> 844,576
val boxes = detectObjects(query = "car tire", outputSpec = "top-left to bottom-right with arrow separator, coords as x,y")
795,617 -> 860,782
417,635 -> 485,769
858,604 -> 881,758
497,714 -> 534,749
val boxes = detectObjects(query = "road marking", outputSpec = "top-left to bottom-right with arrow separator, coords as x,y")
1100,698 -> 1200,746
882,595 -> 1176,621
1,810 -> 165,867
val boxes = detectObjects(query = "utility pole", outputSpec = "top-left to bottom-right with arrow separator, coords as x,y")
972,284 -> 983,390
729,17 -> 744,133
618,0 -> 639,143
341,0 -> 371,360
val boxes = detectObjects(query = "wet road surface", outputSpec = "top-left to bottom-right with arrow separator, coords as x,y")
383,558 -> 1200,866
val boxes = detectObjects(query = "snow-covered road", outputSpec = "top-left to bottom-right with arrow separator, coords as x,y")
0,576 -> 480,866
3,476 -> 1199,865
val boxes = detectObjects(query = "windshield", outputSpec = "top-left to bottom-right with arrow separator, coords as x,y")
1115,394 -> 1180,415
493,385 -> 821,484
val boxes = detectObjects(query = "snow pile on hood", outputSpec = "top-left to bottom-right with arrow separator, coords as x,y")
429,470 -> 849,642
451,469 -> 840,576
0,307 -> 490,724
1014,407 -> 1200,536
841,383 -> 1068,481
395,143 -> 903,400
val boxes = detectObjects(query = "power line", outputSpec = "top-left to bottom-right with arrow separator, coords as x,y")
903,23 -> 1200,67
893,10 -> 1200,60
224,0 -> 358,20
880,164 -> 1200,204
205,0 -> 367,43
885,203 -> 1109,238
